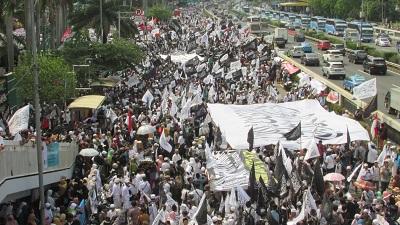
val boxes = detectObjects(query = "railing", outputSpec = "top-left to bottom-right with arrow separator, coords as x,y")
0,140 -> 78,202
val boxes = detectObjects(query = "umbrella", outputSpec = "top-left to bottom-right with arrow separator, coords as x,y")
137,124 -> 156,135
354,180 -> 376,190
79,148 -> 99,157
324,173 -> 345,182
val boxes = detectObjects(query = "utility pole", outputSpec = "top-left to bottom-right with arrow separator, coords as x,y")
31,0 -> 45,224
100,0 -> 104,43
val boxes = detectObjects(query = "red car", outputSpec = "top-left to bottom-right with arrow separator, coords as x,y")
317,40 -> 331,51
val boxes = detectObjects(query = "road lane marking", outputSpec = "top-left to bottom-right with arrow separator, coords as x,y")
388,70 -> 400,77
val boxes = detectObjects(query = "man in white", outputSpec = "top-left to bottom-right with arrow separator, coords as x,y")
172,151 -> 182,164
149,195 -> 158,225
121,180 -> 131,210
111,178 -> 122,208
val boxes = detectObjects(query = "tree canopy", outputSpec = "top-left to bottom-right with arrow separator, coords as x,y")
309,0 -> 400,22
14,53 -> 76,104
147,5 -> 172,21
60,32 -> 145,76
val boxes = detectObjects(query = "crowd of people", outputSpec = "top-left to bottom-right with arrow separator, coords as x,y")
1,3 -> 400,225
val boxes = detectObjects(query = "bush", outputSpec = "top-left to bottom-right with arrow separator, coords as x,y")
345,41 -> 358,50
388,54 -> 400,64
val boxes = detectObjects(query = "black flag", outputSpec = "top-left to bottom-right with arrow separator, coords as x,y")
257,176 -> 266,211
345,127 -> 351,151
363,95 -> 378,118
247,126 -> 254,150
313,162 -> 325,197
248,161 -> 258,203
284,122 -> 301,140
195,195 -> 208,225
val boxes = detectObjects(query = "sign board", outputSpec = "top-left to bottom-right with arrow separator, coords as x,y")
47,142 -> 60,167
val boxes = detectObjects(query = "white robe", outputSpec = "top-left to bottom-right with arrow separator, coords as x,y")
149,202 -> 158,225
122,184 -> 131,210
111,183 -> 122,208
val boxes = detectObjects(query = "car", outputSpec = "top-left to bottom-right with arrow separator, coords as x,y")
363,56 -> 387,75
286,23 -> 295,30
375,37 -> 391,47
301,53 -> 320,66
317,40 -> 331,51
301,42 -> 313,53
343,74 -> 366,92
348,50 -> 368,64
330,43 -> 345,56
323,49 -> 344,63
293,21 -> 301,29
377,32 -> 391,42
287,46 -> 304,58
322,61 -> 346,79
294,33 -> 305,42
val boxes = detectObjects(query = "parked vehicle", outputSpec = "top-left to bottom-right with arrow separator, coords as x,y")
274,28 -> 288,43
375,37 -> 391,47
301,53 -> 320,66
343,74 -> 366,92
322,61 -> 346,79
317,40 -> 331,51
330,43 -> 345,56
287,46 -> 304,58
301,42 -> 313,53
363,56 -> 387,75
385,85 -> 400,118
323,49 -> 344,63
294,33 -> 305,42
348,50 -> 367,64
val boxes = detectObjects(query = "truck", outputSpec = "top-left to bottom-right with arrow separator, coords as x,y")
274,28 -> 288,44
385,85 -> 400,118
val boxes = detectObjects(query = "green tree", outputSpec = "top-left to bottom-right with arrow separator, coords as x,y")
60,34 -> 145,76
147,5 -> 172,21
14,53 -> 76,103
69,0 -> 138,43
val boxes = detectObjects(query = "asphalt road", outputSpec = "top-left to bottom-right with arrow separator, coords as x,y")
282,33 -> 400,117
324,33 -> 399,53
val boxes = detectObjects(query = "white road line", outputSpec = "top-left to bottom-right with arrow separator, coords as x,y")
388,70 -> 400,77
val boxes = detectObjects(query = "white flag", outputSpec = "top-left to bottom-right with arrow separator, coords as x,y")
152,209 -> 165,225
8,105 -> 30,135
142,90 -> 154,108
353,78 -> 377,99
106,109 -> 118,123
347,164 -> 362,182
230,60 -> 242,71
236,186 -> 250,206
280,144 -> 292,174
377,146 -> 389,166
304,139 -> 320,161
170,101 -> 178,117
127,75 -> 140,87
159,129 -> 172,152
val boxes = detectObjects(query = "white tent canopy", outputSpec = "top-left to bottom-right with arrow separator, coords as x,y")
207,99 -> 370,150
160,53 -> 204,64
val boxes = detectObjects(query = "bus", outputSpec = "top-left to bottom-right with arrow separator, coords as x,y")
348,21 -> 374,42
301,15 -> 311,29
325,19 -> 347,36
295,15 -> 302,24
310,16 -> 326,31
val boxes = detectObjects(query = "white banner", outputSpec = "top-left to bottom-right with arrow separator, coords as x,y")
207,100 -> 369,150
142,90 -> 154,107
8,105 -> 30,135
353,78 -> 377,99
159,129 -> 172,152
230,60 -> 242,71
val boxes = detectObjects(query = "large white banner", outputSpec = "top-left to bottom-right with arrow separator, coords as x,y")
8,105 -> 30,136
207,100 -> 369,150
353,78 -> 377,99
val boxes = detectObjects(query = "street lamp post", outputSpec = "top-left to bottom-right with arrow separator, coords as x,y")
30,0 -> 45,224
100,0 -> 103,43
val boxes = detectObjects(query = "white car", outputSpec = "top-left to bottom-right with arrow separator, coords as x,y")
323,49 -> 344,63
322,61 -> 346,79
375,37 -> 391,47
287,46 -> 304,58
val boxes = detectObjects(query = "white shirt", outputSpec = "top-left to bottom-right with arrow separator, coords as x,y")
172,153 -> 182,164
367,148 -> 378,164
325,154 -> 337,169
